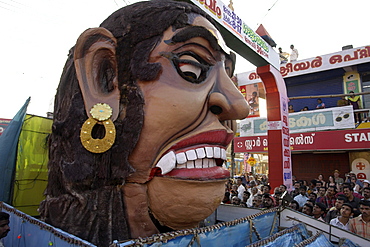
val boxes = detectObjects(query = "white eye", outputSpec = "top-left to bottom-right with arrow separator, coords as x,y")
178,55 -> 202,80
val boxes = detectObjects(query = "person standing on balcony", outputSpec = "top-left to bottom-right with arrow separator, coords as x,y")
348,91 -> 362,123
316,98 -> 325,109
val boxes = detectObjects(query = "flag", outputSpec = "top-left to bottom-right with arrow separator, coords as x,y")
0,97 -> 30,203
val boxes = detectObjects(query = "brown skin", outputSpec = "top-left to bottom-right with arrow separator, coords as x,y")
125,17 -> 248,234
360,204 -> 370,222
338,205 -> 353,225
75,17 -> 248,236
0,219 -> 10,239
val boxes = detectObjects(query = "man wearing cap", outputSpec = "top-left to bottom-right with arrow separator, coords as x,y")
334,170 -> 344,185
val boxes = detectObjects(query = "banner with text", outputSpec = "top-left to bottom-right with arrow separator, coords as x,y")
234,128 -> 370,153
237,45 -> 370,86
190,0 -> 279,68
239,105 -> 355,136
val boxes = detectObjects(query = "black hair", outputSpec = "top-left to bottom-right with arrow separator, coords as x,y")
303,203 -> 313,212
315,202 -> 327,212
300,185 -> 307,191
0,212 -> 10,221
289,200 -> 300,209
359,200 -> 370,207
342,203 -> 354,213
336,195 -> 348,203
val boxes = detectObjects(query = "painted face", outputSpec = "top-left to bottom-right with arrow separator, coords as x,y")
127,16 -> 249,230
0,219 -> 10,239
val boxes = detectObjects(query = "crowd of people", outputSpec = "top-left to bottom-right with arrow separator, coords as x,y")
223,170 -> 370,239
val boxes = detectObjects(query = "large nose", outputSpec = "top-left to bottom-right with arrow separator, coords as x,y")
208,68 -> 249,121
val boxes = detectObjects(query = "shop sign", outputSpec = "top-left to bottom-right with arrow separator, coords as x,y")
190,0 -> 279,68
234,128 -> 370,153
240,106 -> 355,136
237,46 -> 370,85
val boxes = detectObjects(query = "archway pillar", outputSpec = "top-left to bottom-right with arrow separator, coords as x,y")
257,65 -> 293,191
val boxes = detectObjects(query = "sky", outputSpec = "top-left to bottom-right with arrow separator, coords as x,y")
1,0 -> 369,119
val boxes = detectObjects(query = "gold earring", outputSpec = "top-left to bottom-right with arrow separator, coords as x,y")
80,103 -> 116,153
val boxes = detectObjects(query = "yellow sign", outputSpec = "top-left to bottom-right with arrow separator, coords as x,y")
247,157 -> 256,166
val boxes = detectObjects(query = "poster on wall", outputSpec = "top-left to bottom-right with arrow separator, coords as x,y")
239,83 -> 261,117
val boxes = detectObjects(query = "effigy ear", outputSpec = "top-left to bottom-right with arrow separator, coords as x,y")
74,27 -> 120,121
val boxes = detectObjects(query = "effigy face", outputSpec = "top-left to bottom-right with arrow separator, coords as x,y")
42,1 -> 249,245
128,15 -> 249,230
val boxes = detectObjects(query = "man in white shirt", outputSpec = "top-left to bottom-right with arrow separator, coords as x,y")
236,177 -> 246,201
293,186 -> 309,208
290,44 -> 299,62
330,203 -> 354,231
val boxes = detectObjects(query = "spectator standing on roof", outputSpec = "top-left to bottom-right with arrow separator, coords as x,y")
289,44 -> 298,62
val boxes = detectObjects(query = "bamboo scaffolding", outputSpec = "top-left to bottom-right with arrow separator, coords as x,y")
289,91 -> 370,100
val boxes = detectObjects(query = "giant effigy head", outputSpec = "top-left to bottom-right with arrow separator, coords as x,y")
40,0 -> 249,246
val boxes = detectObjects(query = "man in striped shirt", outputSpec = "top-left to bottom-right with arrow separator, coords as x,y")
349,200 -> 370,238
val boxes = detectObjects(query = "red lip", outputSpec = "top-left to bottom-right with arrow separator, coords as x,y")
163,166 -> 230,180
169,130 -> 234,152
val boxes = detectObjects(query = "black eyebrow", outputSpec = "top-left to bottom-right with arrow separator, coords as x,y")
165,26 -> 220,52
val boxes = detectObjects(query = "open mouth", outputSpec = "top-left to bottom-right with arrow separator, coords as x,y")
150,130 -> 232,180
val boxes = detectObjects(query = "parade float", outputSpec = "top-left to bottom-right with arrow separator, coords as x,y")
0,1 -> 369,246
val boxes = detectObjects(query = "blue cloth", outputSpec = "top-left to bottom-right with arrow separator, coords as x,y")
0,98 -> 30,203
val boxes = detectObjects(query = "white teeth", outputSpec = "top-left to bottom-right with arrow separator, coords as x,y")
177,163 -> 186,169
214,147 -> 221,158
203,158 -> 209,168
205,147 -> 213,158
196,148 -> 206,158
186,160 -> 195,168
157,147 -> 227,173
186,150 -> 197,160
156,151 -> 176,175
209,159 -> 216,167
195,159 -> 202,168
176,152 -> 187,164
221,149 -> 226,160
